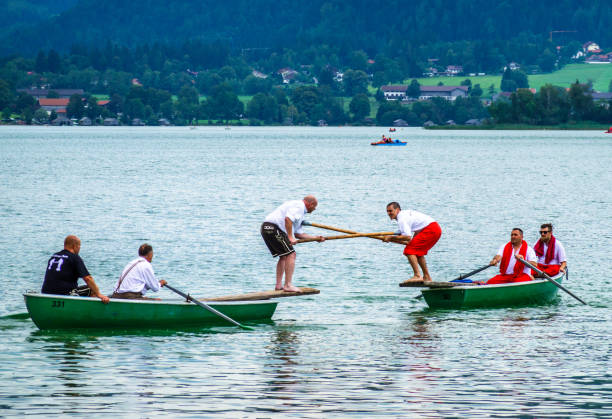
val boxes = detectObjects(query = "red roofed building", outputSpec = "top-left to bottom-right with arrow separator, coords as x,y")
38,98 -> 69,114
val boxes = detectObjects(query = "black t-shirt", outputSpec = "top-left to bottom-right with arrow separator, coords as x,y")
41,249 -> 90,295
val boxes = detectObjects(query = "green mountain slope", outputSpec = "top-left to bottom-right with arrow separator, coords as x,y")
2,0 -> 611,57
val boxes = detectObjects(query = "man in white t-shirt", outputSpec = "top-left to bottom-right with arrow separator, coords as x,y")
487,228 -> 538,284
261,195 -> 324,292
384,202 -> 442,282
112,243 -> 167,299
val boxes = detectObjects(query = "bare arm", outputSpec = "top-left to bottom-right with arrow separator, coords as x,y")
295,232 -> 325,242
490,255 -> 501,266
83,275 -> 109,304
285,217 -> 296,244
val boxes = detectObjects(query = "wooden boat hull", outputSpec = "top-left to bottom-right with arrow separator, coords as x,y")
24,293 -> 278,330
421,273 -> 565,309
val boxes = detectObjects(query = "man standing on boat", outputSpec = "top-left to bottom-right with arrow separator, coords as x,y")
112,243 -> 167,299
42,235 -> 109,303
533,223 -> 567,276
384,202 -> 442,282
487,228 -> 538,284
261,195 -> 325,292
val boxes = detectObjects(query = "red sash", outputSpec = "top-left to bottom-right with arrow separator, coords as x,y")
499,240 -> 527,276
534,235 -> 556,264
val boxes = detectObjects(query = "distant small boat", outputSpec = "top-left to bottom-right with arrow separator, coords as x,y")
389,128 -> 396,132
371,140 -> 407,146
605,127 -> 612,133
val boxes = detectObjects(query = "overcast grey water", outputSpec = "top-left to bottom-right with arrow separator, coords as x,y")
0,126 -> 610,417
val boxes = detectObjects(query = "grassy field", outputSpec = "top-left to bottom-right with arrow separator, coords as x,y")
403,63 -> 612,96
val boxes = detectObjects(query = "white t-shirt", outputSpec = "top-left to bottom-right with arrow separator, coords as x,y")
115,257 -> 159,295
496,244 -> 538,275
535,240 -> 567,265
396,210 -> 435,235
264,200 -> 307,235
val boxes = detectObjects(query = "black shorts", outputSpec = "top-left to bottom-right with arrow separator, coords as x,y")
261,222 -> 295,257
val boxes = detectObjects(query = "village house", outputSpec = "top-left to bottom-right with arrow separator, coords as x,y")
251,70 -> 268,79
583,42 -> 602,54
585,52 -> 612,64
38,98 -> 69,116
445,65 -> 463,76
419,85 -> 468,100
381,85 -> 469,101
277,68 -> 298,84
18,88 -> 84,100
505,62 -> 521,71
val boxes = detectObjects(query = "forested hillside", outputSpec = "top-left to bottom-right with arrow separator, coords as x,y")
0,0 -> 77,39
2,0 -> 612,127
2,0 -> 611,70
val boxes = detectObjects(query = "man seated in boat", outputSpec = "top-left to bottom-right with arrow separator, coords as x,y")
41,235 -> 109,303
533,223 -> 567,277
486,228 -> 538,284
112,244 -> 167,299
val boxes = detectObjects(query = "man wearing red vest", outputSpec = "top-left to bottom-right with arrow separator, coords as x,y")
487,228 -> 537,284
533,223 -> 567,277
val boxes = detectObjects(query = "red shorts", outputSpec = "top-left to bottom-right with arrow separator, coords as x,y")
536,263 -> 560,276
487,273 -> 532,284
403,222 -> 442,257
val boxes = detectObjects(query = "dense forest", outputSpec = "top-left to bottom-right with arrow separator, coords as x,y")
1,0 -> 611,126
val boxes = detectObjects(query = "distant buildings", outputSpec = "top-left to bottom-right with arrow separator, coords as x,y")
18,88 -> 84,99
381,85 -> 469,101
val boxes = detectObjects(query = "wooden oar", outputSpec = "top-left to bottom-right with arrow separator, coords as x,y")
303,221 -> 408,244
451,264 -> 492,281
517,259 -> 587,305
165,284 -> 255,330
296,232 -> 395,243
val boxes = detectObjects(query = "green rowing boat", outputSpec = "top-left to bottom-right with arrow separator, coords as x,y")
419,272 -> 566,309
24,292 -> 278,330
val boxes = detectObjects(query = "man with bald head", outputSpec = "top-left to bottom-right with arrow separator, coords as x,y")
261,195 -> 325,292
42,235 -> 109,303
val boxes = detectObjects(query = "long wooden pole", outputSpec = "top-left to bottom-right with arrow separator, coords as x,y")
303,221 -> 408,244
296,232 -> 396,243
517,259 -> 587,305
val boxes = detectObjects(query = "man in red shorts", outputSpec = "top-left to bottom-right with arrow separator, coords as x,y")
384,202 -> 442,282
487,228 -> 537,284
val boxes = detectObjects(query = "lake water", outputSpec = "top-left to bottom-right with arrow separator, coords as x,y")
0,126 -> 610,417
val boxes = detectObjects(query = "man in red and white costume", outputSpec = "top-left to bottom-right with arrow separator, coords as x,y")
487,228 -> 537,284
384,202 -> 442,282
533,223 -> 567,277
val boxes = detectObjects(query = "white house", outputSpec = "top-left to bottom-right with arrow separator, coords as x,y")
381,85 -> 469,101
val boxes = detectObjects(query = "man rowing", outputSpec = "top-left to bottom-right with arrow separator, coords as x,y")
533,223 -> 567,276
384,202 -> 442,282
487,228 -> 537,284
261,195 -> 325,292
112,243 -> 167,300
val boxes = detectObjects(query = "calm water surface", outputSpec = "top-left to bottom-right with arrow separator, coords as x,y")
0,126 -> 610,417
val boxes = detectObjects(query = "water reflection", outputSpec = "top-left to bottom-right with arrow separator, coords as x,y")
27,334 -> 97,395
264,328 -> 300,396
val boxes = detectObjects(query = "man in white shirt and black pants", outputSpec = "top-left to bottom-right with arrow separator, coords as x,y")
261,195 -> 324,292
112,243 -> 167,299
